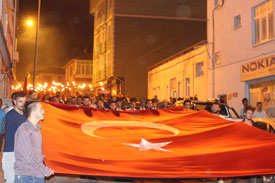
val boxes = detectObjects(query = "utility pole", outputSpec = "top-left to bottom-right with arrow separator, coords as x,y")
33,0 -> 41,90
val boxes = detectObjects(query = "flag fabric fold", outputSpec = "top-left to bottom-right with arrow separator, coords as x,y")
41,102 -> 275,178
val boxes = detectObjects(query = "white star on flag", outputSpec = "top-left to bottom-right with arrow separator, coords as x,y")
123,138 -> 172,152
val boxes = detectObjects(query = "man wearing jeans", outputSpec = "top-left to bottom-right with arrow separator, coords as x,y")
14,101 -> 54,183
2,92 -> 26,183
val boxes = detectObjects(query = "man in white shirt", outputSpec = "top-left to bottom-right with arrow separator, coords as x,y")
253,102 -> 267,118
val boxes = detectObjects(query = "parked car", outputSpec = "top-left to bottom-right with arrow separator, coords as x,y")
252,118 -> 275,134
175,100 -> 240,119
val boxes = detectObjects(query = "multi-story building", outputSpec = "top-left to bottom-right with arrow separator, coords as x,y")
148,41 -> 209,101
64,58 -> 93,84
207,0 -> 275,113
36,67 -> 65,84
90,0 -> 206,98
0,0 -> 19,98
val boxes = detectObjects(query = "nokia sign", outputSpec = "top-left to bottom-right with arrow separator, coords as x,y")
241,55 -> 275,81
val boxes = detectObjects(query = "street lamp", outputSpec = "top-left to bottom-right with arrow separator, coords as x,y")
33,0 -> 41,90
26,19 -> 34,27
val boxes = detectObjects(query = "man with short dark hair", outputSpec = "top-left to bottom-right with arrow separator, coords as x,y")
152,99 -> 158,109
146,99 -> 153,109
243,106 -> 255,126
109,101 -> 116,110
14,101 -> 54,182
90,96 -> 97,108
211,102 -> 221,115
2,92 -> 26,183
240,98 -> 248,117
253,102 -> 267,118
139,99 -> 146,110
116,99 -> 122,111
183,100 -> 191,109
128,101 -> 136,110
28,90 -> 37,100
69,96 -> 77,105
83,96 -> 91,107
97,100 -> 105,109
77,96 -> 83,106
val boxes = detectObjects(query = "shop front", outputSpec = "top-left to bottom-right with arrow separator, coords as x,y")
241,55 -> 275,117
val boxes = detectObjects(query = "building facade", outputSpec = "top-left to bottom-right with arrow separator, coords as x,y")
36,67 -> 65,84
90,0 -> 206,98
207,0 -> 275,113
90,0 -> 115,95
148,41 -> 209,101
64,58 -> 93,84
0,0 -> 18,98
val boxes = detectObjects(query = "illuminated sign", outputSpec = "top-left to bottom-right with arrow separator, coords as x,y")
241,55 -> 275,81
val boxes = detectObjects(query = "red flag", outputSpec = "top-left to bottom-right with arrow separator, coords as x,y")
23,74 -> 29,93
41,102 -> 275,178
23,77 -> 27,93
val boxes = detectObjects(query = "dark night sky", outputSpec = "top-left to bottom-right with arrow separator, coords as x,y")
16,0 -> 94,81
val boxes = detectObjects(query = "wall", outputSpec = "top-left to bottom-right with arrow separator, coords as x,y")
148,45 -> 208,101
92,0 -> 114,84
0,0 -> 15,98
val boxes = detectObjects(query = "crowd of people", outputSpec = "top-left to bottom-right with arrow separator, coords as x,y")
22,91 -> 198,111
0,90 -> 274,182
240,97 -> 274,118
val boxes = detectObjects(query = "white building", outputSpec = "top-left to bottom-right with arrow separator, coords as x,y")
148,0 -> 275,115
0,0 -> 18,98
148,41 -> 209,101
207,0 -> 275,113
64,58 -> 93,84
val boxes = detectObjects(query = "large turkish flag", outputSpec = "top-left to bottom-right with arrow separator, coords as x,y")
41,102 -> 275,178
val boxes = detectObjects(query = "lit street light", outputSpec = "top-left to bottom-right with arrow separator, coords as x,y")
26,19 -> 34,27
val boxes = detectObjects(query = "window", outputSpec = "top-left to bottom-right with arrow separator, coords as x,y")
77,62 -> 81,74
253,0 -> 274,45
86,63 -> 90,75
185,78 -> 190,97
170,78 -> 176,97
76,62 -> 92,76
82,64 -> 85,74
196,62 -> 204,77
254,122 -> 268,131
214,0 -> 222,8
214,0 -> 219,7
215,52 -> 221,64
70,66 -> 73,76
234,15 -> 241,29
269,125 -> 275,133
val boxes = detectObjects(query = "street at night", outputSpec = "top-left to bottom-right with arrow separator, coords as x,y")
0,0 -> 275,183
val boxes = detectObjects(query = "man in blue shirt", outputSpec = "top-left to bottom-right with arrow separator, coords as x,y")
2,92 -> 26,183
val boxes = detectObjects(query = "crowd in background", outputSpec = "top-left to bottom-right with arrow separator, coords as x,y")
32,91 -> 199,111
1,90 -> 274,118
